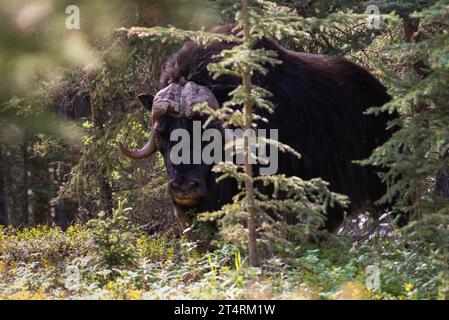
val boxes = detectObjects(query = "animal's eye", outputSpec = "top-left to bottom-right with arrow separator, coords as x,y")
155,120 -> 169,136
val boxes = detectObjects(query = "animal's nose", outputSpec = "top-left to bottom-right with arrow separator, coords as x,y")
169,179 -> 200,192
187,180 -> 199,189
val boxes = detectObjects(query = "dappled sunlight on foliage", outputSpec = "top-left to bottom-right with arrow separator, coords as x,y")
0,210 -> 446,299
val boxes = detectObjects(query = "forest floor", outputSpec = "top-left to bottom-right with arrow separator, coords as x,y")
0,211 -> 446,300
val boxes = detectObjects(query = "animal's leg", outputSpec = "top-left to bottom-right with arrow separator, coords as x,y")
173,206 -> 215,252
173,206 -> 195,241
323,204 -> 346,233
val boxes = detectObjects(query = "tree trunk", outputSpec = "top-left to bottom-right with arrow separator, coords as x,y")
403,19 -> 428,80
404,19 -> 449,201
99,176 -> 113,214
435,171 -> 449,199
6,172 -> 18,226
242,0 -> 259,267
90,84 -> 113,216
19,133 -> 29,225
0,145 -> 8,226
53,162 -> 77,228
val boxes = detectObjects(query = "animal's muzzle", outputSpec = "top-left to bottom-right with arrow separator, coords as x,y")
168,178 -> 206,206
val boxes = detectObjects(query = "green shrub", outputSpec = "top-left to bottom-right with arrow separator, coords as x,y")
87,200 -> 138,270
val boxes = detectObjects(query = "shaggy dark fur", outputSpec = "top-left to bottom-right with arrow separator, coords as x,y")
158,25 -> 393,232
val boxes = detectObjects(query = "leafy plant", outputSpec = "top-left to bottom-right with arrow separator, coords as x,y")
87,199 -> 138,271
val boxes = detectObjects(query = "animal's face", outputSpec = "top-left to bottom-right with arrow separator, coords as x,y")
156,114 -> 224,206
119,81 -> 222,208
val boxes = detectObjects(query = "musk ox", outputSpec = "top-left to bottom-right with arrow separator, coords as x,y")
119,25 -> 393,237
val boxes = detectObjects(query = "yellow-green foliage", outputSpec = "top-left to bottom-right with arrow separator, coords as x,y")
0,225 -> 91,268
0,220 -> 446,300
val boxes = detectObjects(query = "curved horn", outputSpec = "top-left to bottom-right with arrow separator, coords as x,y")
119,133 -> 157,159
